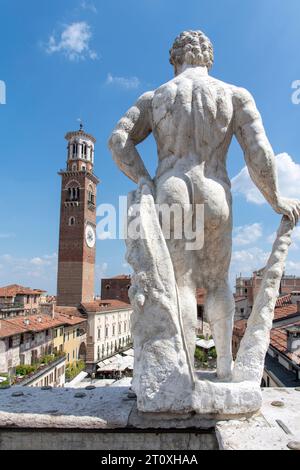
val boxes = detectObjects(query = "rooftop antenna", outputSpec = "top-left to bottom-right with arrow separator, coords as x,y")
77,117 -> 84,130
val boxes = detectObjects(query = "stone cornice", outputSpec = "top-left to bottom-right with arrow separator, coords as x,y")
58,170 -> 100,185
65,130 -> 96,144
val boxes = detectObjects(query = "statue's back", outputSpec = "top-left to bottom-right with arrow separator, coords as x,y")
152,69 -> 235,175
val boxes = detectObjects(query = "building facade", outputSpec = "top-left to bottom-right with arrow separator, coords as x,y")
101,275 -> 131,303
233,294 -> 300,388
0,310 -> 86,382
81,300 -> 133,368
0,285 -> 46,319
57,125 -> 99,307
235,269 -> 300,320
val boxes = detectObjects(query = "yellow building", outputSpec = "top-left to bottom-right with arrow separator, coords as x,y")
54,308 -> 87,365
52,324 -> 65,355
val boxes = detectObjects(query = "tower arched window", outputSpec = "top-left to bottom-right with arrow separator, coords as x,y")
72,143 -> 78,158
69,216 -> 76,226
67,187 -> 80,201
88,188 -> 95,205
72,163 -> 77,171
82,143 -> 87,159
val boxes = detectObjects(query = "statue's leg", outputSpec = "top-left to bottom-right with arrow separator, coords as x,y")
205,279 -> 234,380
166,238 -> 197,366
199,196 -> 234,380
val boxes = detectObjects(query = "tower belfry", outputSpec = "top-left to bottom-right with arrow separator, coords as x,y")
56,125 -> 99,307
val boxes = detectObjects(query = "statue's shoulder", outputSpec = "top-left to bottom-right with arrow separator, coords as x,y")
135,90 -> 155,107
229,85 -> 255,108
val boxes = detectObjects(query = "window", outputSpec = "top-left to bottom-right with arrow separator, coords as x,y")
97,346 -> 100,360
20,334 -> 24,345
67,187 -> 79,202
112,325 -> 115,336
88,189 -> 95,205
8,337 -> 13,348
72,143 -> 78,158
105,326 -> 108,338
118,323 -> 121,334
60,327 -> 64,336
73,330 -> 76,339
31,333 -> 35,341
82,165 -> 86,171
54,329 -> 58,338
82,143 -> 87,158
72,163 -> 77,171
73,350 -> 75,359
69,216 -> 75,226
98,328 -> 101,340
27,295 -> 30,304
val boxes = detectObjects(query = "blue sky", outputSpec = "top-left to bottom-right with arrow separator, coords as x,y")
1,0 -> 300,294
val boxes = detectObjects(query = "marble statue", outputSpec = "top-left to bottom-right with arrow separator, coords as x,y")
109,30 -> 300,415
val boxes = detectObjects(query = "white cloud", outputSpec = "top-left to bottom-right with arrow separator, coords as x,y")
285,260 -> 300,275
95,262 -> 108,279
106,73 -> 140,90
0,233 -> 15,239
45,22 -> 97,61
230,247 -> 270,284
98,231 -> 113,240
232,153 -> 300,204
0,253 -> 58,293
233,223 -> 262,246
80,1 -> 97,13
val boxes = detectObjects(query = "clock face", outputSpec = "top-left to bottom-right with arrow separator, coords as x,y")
85,224 -> 96,248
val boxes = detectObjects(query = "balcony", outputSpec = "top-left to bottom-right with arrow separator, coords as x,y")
0,302 -> 24,312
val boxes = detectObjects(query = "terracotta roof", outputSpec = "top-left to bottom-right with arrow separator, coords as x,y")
275,294 -> 292,308
0,321 -> 28,339
54,312 -> 86,326
0,314 -> 63,338
54,306 -> 82,317
234,295 -> 247,302
273,303 -> 298,321
270,321 -> 300,365
0,284 -> 46,298
81,299 -> 132,313
0,311 -> 86,339
105,274 -> 131,280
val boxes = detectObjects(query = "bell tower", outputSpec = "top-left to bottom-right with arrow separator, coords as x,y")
56,124 -> 99,307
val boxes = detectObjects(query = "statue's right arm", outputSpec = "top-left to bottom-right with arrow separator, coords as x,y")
108,91 -> 154,185
233,87 -> 300,225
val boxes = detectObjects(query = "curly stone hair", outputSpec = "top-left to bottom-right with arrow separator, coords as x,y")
169,30 -> 214,71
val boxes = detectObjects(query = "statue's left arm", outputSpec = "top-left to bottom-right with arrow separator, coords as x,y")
108,91 -> 154,186
233,87 -> 300,225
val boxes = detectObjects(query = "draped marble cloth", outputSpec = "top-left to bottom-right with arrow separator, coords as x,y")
126,183 -> 293,415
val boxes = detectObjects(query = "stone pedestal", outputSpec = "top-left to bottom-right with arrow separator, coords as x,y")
0,382 -> 299,450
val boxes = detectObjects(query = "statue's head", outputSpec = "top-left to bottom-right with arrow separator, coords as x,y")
170,30 -> 214,75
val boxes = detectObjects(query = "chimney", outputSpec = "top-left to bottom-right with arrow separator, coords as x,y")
286,326 -> 300,353
24,318 -> 30,326
38,316 -> 42,323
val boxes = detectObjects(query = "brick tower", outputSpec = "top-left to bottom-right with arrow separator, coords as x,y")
56,124 -> 99,307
